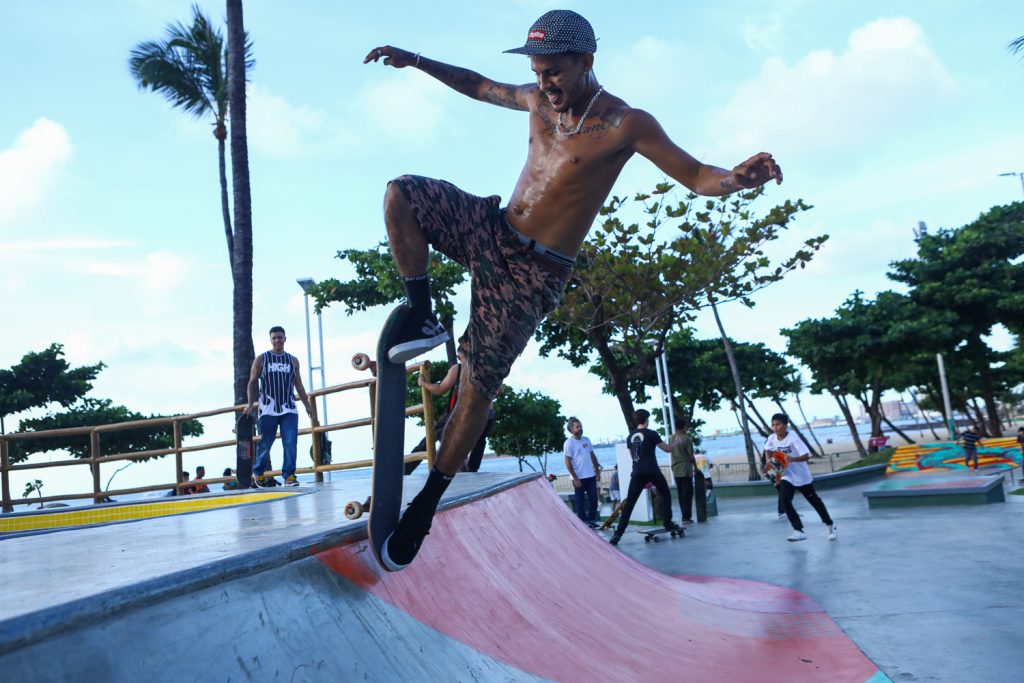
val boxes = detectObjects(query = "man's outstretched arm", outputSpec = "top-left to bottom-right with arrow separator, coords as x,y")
365,45 -> 534,111
629,110 -> 783,196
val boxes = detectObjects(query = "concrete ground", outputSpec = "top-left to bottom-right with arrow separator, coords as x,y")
608,469 -> 1024,683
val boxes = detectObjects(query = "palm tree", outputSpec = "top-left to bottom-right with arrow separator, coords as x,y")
130,4 -> 255,404
226,0 -> 255,406
1011,37 -> 1024,54
709,299 -> 761,481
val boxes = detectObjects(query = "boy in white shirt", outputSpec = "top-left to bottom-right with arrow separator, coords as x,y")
762,413 -> 837,542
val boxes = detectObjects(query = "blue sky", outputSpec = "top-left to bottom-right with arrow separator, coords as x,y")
2,1 -> 1022,490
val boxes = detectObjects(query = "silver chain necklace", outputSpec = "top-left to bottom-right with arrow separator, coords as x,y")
556,87 -> 604,137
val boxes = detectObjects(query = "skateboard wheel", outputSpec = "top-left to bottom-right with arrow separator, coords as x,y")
352,353 -> 371,371
644,536 -> 651,543
343,501 -> 364,520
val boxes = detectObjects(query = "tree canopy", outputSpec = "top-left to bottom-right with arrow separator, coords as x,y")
0,343 -> 103,434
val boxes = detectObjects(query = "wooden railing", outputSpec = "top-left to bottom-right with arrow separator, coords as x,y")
0,360 -> 436,513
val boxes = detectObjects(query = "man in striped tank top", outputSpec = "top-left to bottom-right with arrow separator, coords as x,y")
243,326 -> 317,487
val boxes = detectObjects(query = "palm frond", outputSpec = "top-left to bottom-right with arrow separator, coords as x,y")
1011,36 -> 1024,55
128,4 -> 249,121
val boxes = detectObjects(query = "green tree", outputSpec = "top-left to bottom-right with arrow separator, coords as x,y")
226,0 -> 256,406
538,183 -> 820,477
312,246 -> 467,363
129,3 -> 256,405
889,202 -> 1024,435
0,344 -> 103,434
783,291 -> 955,455
488,388 -> 565,474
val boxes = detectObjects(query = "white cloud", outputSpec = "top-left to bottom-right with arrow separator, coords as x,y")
0,118 -> 72,225
246,83 -> 331,158
743,15 -> 786,53
712,17 -> 954,158
1,239 -> 132,254
354,72 -> 446,145
74,250 -> 190,297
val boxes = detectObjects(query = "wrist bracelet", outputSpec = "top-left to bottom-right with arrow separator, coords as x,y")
415,52 -> 421,68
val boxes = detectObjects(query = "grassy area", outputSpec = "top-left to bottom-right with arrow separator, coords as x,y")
1010,488 -> 1024,496
838,446 -> 895,472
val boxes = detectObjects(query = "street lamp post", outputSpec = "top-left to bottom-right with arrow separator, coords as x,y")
296,278 -> 327,424
998,171 -> 1024,200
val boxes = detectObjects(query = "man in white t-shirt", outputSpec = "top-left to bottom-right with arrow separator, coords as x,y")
564,417 -> 602,527
762,413 -> 837,542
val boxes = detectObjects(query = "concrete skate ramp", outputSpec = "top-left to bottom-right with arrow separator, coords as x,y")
319,477 -> 887,683
1,475 -> 889,682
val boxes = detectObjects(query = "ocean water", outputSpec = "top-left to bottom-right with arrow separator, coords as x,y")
475,422 -> 897,476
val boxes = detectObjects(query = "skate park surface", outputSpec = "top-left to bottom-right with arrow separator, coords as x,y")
1,466 -> 1020,682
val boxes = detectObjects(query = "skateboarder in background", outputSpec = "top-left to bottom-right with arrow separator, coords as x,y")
762,413 -> 837,542
418,354 -> 496,473
364,9 -> 782,570
610,409 -> 680,545
957,424 -> 983,470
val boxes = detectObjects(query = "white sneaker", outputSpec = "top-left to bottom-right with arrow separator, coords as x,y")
787,530 -> 807,542
827,524 -> 838,541
777,513 -> 786,520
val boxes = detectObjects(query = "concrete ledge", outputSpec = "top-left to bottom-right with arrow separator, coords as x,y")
714,464 -> 888,498
863,474 -> 1005,509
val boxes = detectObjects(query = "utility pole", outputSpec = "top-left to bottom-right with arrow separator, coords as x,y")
998,171 -> 1024,200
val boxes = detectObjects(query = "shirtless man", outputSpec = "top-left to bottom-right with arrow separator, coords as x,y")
364,10 -> 782,570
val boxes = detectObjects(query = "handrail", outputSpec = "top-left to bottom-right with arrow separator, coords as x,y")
0,357 -> 439,512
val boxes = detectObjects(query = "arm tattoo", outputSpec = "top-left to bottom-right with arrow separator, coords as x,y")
418,59 -> 486,98
418,58 -> 529,110
481,84 -> 529,111
719,177 -> 738,191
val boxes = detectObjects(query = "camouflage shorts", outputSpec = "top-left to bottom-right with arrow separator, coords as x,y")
389,175 -> 571,400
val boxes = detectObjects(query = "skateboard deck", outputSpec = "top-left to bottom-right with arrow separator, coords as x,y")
637,526 -> 684,542
766,450 -> 788,486
235,412 -> 254,489
368,305 -> 411,570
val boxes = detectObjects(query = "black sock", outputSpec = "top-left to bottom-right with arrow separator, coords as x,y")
402,273 -> 431,317
405,466 -> 454,525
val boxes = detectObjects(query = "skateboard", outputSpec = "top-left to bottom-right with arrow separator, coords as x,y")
637,526 -> 685,542
235,411 -> 254,489
766,450 -> 788,486
344,496 -> 372,520
352,352 -> 377,374
367,305 -> 412,570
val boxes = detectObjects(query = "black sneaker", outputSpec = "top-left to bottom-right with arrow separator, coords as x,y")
609,531 -> 623,546
387,312 -> 449,364
663,520 -> 681,531
381,517 -> 431,571
252,474 -> 267,488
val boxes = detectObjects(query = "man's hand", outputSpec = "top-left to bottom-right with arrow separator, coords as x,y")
364,46 -> 417,68
730,152 -> 783,189
417,374 -> 429,388
572,476 -> 581,488
241,404 -> 253,418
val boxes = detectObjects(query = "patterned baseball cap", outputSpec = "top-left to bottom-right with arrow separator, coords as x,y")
504,10 -> 597,55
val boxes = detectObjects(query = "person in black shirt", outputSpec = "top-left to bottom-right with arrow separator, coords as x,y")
610,409 -> 680,545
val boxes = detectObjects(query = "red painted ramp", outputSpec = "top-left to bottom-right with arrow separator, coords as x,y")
319,477 -> 884,683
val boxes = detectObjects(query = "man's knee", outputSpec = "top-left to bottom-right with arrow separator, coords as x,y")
384,177 -> 414,216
